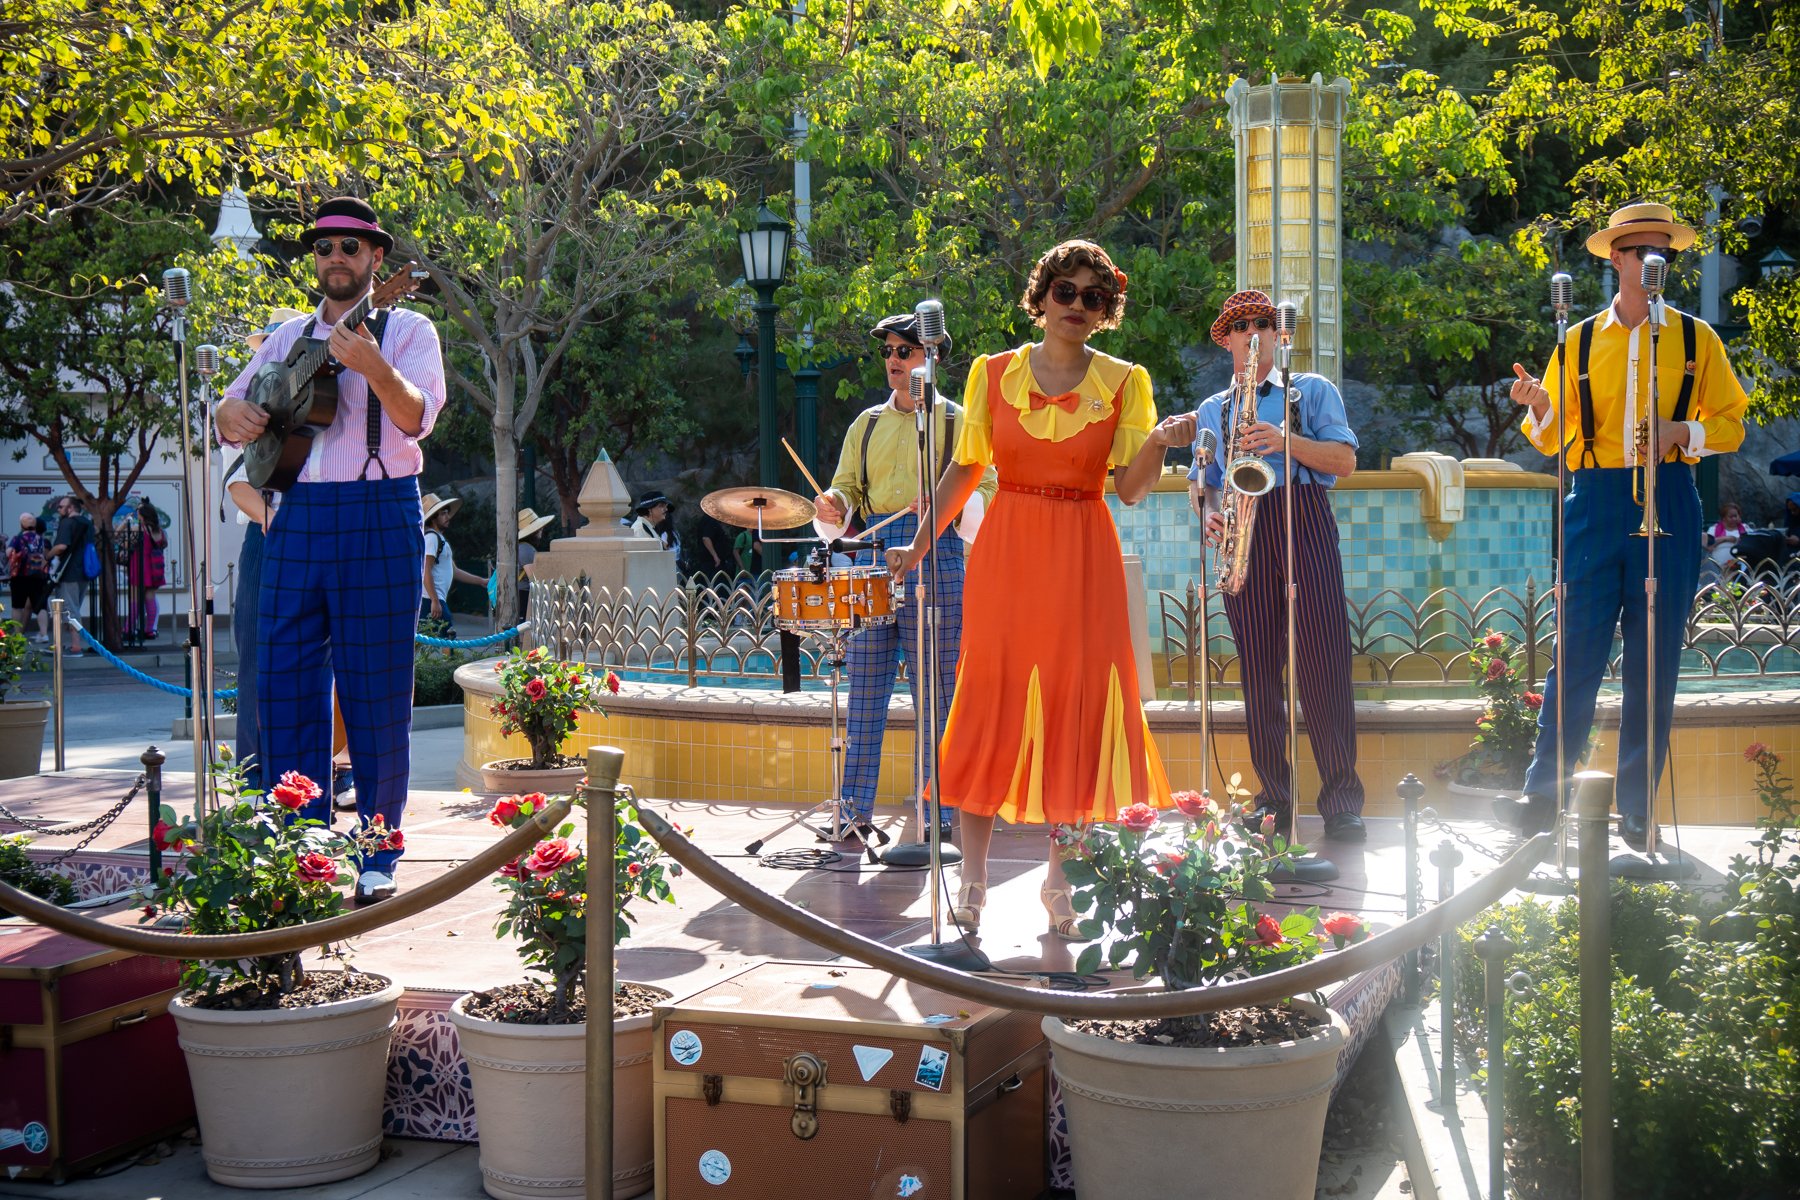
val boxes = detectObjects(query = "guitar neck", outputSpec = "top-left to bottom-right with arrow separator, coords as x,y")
294,294 -> 378,378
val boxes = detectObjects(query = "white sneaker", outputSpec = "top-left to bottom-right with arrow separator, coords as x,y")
353,870 -> 397,905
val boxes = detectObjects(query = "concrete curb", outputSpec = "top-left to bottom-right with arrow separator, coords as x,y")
1384,1002 -> 1491,1200
170,703 -> 464,739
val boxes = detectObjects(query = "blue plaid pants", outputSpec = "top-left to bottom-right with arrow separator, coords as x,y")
841,512 -> 964,822
259,479 -> 423,872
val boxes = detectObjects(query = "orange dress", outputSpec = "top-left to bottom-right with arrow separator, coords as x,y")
935,344 -> 1172,825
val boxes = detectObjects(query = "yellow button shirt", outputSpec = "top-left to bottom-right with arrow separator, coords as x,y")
1523,302 -> 1748,469
825,395 -> 998,518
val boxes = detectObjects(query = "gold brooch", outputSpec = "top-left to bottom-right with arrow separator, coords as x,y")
1089,399 -> 1102,412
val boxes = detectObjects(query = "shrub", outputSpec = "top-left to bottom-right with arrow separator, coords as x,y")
0,834 -> 78,913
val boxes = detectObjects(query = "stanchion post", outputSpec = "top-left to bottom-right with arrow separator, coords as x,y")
1576,770 -> 1615,1200
584,746 -> 626,1200
50,598 -> 66,771
1473,926 -> 1517,1200
1399,773 -> 1425,1005
143,745 -> 166,879
1430,837 -> 1463,1110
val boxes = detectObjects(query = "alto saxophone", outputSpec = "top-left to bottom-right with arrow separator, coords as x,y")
1215,334 -> 1273,596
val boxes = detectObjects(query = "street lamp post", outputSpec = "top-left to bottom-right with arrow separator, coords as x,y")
738,203 -> 792,572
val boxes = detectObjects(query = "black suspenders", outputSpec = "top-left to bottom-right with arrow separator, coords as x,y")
856,403 -> 956,521
1572,310 -> 1697,469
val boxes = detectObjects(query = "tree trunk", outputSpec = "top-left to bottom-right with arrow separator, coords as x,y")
492,372 -> 520,631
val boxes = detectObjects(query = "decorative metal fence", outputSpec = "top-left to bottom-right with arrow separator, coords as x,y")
528,563 -> 1800,695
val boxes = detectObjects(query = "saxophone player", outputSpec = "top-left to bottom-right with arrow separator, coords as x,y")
1191,290 -> 1368,842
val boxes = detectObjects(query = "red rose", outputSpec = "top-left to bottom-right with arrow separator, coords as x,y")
523,838 -> 580,878
1483,631 -> 1505,649
385,829 -> 405,851
499,857 -> 523,879
519,793 -> 547,815
162,866 -> 174,878
271,770 -> 321,810
1116,803 -> 1157,833
1484,658 -> 1507,682
524,677 -> 548,701
626,862 -> 643,877
489,796 -> 523,825
1322,912 -> 1363,940
1523,691 -> 1544,711
605,670 -> 621,695
1154,851 -> 1186,876
151,820 -> 185,851
1744,742 -> 1770,762
295,852 -> 337,883
1172,790 -> 1209,818
143,905 -> 156,918
1253,914 -> 1285,946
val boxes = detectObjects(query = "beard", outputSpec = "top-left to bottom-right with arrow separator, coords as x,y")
318,258 -> 375,303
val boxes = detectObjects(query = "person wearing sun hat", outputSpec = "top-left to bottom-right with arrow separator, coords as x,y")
245,307 -> 309,354
421,491 -> 484,633
1182,288 -> 1367,843
1506,201 -> 1748,847
213,194 -> 446,905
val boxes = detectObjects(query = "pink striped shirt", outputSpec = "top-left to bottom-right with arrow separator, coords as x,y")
219,302 -> 446,482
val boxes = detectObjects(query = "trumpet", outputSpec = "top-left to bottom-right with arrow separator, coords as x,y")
1631,252 -> 1671,539
1215,334 -> 1270,595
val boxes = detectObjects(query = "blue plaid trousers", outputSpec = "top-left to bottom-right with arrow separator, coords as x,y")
259,478 -> 423,872
841,512 -> 964,823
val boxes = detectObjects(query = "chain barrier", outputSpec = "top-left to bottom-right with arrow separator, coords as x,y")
0,773 -> 147,866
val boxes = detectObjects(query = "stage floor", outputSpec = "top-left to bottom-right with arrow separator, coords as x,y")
2,767 -> 1759,999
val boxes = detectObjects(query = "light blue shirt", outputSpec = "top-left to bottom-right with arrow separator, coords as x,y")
1188,371 -> 1358,490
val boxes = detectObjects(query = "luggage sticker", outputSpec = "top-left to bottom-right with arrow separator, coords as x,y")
852,1044 -> 894,1080
898,1174 -> 925,1197
698,1149 -> 731,1186
669,1029 -> 704,1067
914,1045 -> 949,1091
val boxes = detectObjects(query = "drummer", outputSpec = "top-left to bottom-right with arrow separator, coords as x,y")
813,312 -> 997,839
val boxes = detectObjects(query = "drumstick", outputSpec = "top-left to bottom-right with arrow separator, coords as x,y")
861,508 -> 911,539
781,437 -> 826,496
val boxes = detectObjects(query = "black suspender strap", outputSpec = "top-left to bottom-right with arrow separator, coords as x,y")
357,310 -> 392,482
941,408 -> 956,482
1574,316 -> 1600,469
1671,312 -> 1699,425
855,405 -> 885,521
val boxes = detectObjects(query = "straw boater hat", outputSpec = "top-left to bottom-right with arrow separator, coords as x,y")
1209,289 -> 1278,347
421,493 -> 462,525
1585,201 -> 1698,259
246,306 -> 308,352
298,196 -> 395,254
516,507 -> 554,540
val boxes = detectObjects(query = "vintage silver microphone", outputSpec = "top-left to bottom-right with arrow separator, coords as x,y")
914,298 -> 947,348
1274,300 -> 1300,373
162,267 -> 192,309
1550,272 -> 1574,319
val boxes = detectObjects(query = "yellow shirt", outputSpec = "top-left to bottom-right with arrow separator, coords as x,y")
954,343 -> 1157,468
1523,301 -> 1748,468
824,395 -> 998,518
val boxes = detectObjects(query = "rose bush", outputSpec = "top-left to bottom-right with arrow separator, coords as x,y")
1062,786 -> 1368,1018
489,645 -> 621,770
1438,629 -> 1543,790
140,754 -> 394,998
484,788 -> 679,1023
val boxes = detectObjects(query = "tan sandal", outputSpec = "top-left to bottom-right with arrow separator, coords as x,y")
951,880 -> 988,931
1041,885 -> 1085,941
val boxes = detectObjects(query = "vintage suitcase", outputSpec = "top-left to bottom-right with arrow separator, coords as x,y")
0,918 -> 195,1181
654,960 -> 1047,1200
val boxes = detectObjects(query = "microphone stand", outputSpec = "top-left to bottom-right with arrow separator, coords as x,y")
1270,322 -> 1338,885
165,275 -> 212,826
1195,433 -> 1215,798
1552,280 -> 1573,875
196,348 -> 222,822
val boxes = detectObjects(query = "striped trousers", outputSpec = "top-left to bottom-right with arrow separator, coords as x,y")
841,512 -> 964,822
1220,484 -> 1364,816
1523,463 -> 1700,818
259,479 -> 423,872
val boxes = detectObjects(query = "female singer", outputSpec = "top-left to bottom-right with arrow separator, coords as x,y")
889,239 -> 1189,937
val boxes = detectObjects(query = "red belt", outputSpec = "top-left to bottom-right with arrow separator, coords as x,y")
999,481 -> 1102,501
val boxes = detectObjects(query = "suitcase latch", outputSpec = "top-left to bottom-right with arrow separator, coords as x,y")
702,1074 -> 722,1106
890,1089 -> 912,1124
783,1051 -> 826,1140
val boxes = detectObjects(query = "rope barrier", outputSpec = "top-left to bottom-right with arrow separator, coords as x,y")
0,797 -> 572,958
634,804 -> 1555,1020
415,622 -> 527,649
67,620 -> 236,700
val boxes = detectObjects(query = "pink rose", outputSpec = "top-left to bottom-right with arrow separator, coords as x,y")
1172,790 -> 1210,818
1116,803 -> 1157,833
523,838 -> 580,878
295,852 -> 337,883
1483,631 -> 1505,650
1744,742 -> 1770,762
1253,914 -> 1285,946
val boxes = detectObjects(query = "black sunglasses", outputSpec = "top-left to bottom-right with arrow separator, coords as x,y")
877,344 -> 919,361
312,237 -> 365,258
1231,317 -> 1275,333
1049,280 -> 1114,312
1621,244 -> 1674,262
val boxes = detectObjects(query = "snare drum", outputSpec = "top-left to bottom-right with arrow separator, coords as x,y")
772,568 -> 841,631
840,566 -> 897,625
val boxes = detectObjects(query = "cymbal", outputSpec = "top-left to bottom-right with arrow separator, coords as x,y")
701,486 -> 816,530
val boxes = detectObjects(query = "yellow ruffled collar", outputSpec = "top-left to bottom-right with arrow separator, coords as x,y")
996,344 -> 1134,443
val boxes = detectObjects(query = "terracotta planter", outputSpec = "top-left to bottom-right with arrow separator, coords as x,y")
0,699 -> 49,779
172,973 -> 403,1189
1043,998 -> 1347,1200
448,987 -> 668,1199
479,760 -> 586,795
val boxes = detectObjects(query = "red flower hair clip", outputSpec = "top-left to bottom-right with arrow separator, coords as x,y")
1114,268 -> 1129,293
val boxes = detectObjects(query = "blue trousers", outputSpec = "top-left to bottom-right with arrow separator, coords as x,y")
1523,463 -> 1701,818
233,523 -> 264,790
1220,484 -> 1365,816
841,512 -> 964,822
259,479 -> 423,872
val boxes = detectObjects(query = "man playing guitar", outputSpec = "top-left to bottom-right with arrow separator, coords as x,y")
215,196 -> 446,904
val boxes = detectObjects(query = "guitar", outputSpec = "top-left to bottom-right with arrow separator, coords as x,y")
242,265 -> 424,491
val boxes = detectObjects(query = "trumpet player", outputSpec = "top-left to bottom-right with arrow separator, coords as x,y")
1191,290 -> 1367,842
1508,202 -> 1748,847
